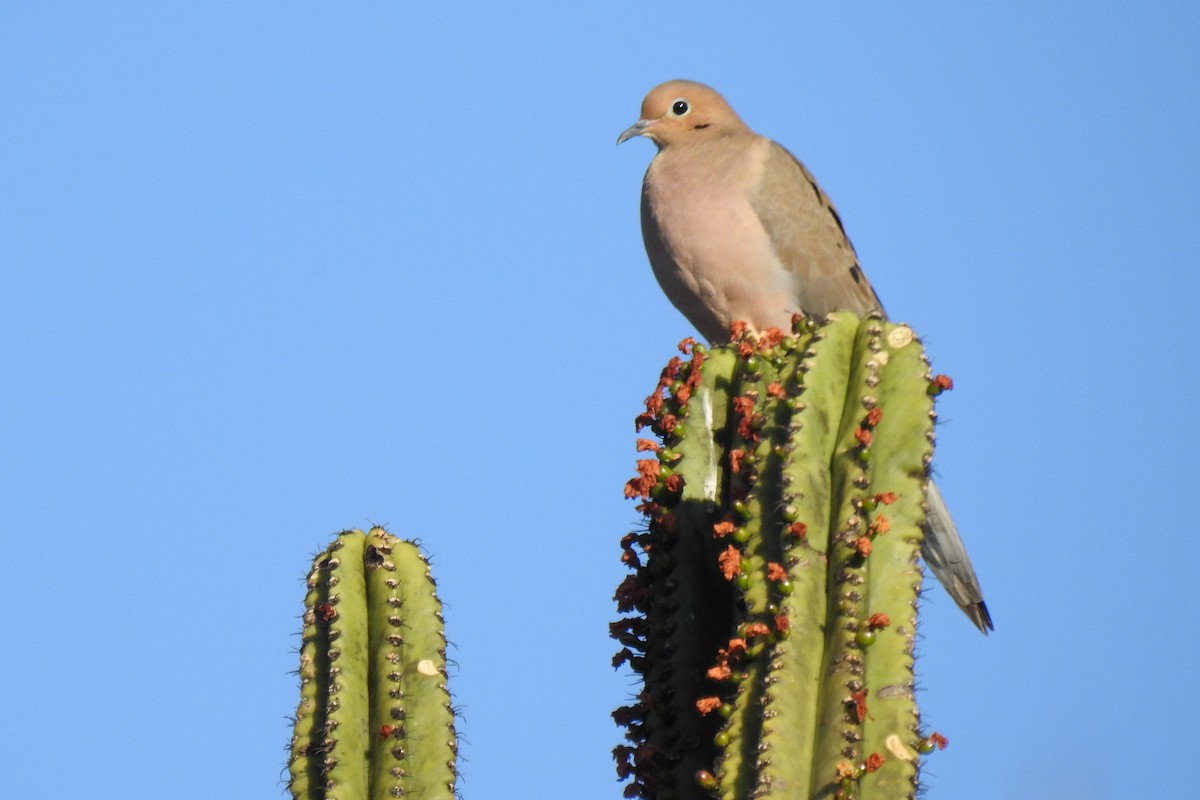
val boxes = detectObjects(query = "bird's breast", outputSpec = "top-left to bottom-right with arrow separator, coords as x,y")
642,141 -> 798,340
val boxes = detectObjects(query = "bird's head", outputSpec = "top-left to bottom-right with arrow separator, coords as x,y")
617,80 -> 747,150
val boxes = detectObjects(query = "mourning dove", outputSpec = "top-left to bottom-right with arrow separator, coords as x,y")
619,79 -> 992,633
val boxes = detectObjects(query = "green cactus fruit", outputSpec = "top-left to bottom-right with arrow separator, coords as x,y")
289,527 -> 456,800
615,315 -> 941,800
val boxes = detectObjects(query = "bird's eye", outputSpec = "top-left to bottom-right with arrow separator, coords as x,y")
671,100 -> 689,116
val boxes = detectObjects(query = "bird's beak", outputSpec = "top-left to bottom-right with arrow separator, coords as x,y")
617,119 -> 652,145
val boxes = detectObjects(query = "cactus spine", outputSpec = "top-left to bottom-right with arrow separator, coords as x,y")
289,527 -> 456,800
615,314 -> 943,800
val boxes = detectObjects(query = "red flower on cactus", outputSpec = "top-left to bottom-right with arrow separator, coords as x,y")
929,732 -> 949,750
661,356 -> 683,382
712,520 -> 736,538
718,545 -> 741,580
706,662 -> 731,681
611,648 -> 634,669
613,745 -> 635,778
613,575 -> 646,612
854,536 -> 872,557
732,395 -> 759,440
636,438 -> 660,453
767,562 -> 787,581
611,705 -> 644,727
759,326 -> 784,349
634,500 -> 660,517
625,459 -> 660,499
867,613 -> 891,630
766,381 -> 786,399
854,426 -> 872,447
677,337 -> 696,354
644,389 -> 664,416
695,697 -> 722,715
932,374 -> 953,391
864,753 -> 885,773
686,353 -> 705,389
744,621 -> 771,639
865,407 -> 883,427
787,521 -> 808,539
875,492 -> 897,505
728,448 -> 745,473
725,638 -> 747,656
633,455 -> 662,482
850,690 -> 869,723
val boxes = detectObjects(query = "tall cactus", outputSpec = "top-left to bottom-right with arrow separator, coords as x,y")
289,527 -> 456,800
613,313 -> 949,800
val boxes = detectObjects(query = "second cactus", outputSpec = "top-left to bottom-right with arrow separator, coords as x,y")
289,527 -> 456,800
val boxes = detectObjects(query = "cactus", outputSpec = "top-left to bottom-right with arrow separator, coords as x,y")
614,313 -> 949,800
289,527 -> 456,800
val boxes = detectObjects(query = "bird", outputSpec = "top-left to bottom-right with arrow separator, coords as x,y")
618,79 -> 992,633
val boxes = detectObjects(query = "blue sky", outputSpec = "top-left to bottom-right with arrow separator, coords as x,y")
3,4 -> 1197,799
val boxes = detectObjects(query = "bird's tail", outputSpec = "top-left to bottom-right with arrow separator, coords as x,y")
921,480 -> 993,634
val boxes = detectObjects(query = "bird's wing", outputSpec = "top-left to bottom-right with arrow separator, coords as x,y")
749,141 -> 884,318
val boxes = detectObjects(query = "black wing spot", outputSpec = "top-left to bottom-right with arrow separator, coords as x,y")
849,264 -> 865,284
693,123 -> 711,130
827,204 -> 846,231
806,179 -> 822,203
806,175 -> 852,239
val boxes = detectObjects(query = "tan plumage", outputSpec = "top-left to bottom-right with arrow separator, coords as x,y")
619,79 -> 992,633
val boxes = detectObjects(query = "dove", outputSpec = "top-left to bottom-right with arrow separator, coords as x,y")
619,79 -> 992,633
